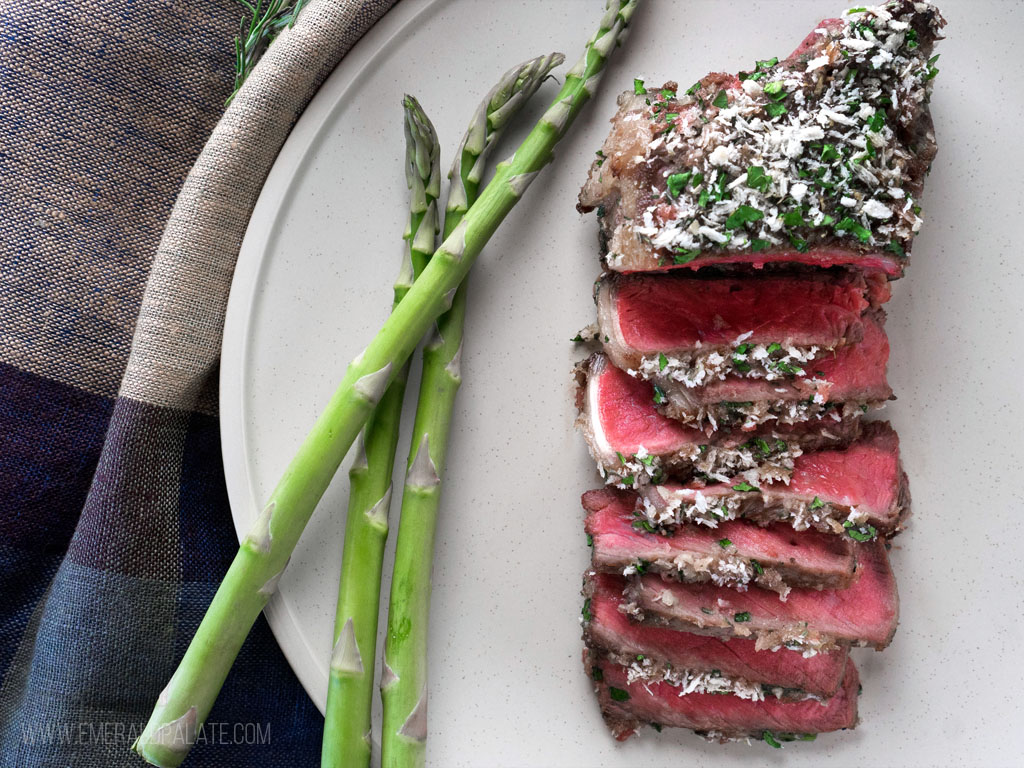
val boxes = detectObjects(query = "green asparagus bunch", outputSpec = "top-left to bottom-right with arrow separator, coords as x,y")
319,96 -> 440,768
133,2 -> 636,765
379,53 -> 563,768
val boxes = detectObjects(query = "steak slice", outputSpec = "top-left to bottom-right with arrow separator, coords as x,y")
598,270 -> 880,393
575,353 -> 862,486
583,487 -> 856,594
627,540 -> 899,652
639,421 -> 910,537
584,571 -> 849,698
674,310 -> 890,429
578,2 -> 944,277
587,647 -> 860,741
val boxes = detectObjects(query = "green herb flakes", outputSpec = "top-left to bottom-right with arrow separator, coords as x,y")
633,78 -> 645,95
609,687 -> 630,702
763,730 -> 782,749
658,352 -> 669,371
666,172 -> 691,198
718,538 -> 732,549
733,611 -> 752,623
732,481 -> 758,492
725,204 -> 764,229
712,90 -> 729,109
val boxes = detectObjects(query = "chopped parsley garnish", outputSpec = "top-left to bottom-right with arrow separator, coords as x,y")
591,666 -> 603,681
651,723 -> 662,732
735,343 -> 750,354
712,90 -> 729,109
686,81 -> 700,95
751,560 -> 764,575
732,481 -> 758,492
673,248 -> 700,264
763,80 -> 786,100
925,54 -> 940,80
652,384 -> 667,405
766,342 -> 781,354
608,687 -> 630,702
782,210 -> 807,228
616,451 -> 627,465
594,149 -> 605,167
733,611 -> 752,623
763,730 -> 782,749
586,533 -> 593,547
632,518 -> 655,533
725,204 -> 764,229
764,102 -> 787,118
810,496 -> 825,509
718,538 -> 732,549
887,239 -> 906,258
658,352 -> 668,371
660,87 -> 675,99
750,238 -> 771,252
571,333 -> 583,343
666,172 -> 691,198
867,110 -> 886,132
633,77 -> 645,95
581,598 -> 592,621
820,143 -> 840,162
835,216 -> 872,243
746,165 -> 771,192
843,521 -> 878,542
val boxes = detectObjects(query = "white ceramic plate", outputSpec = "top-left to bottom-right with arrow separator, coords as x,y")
221,1 -> 1024,765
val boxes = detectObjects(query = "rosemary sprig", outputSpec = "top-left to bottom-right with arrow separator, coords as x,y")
229,0 -> 310,104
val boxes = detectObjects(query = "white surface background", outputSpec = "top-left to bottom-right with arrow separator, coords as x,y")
221,1 -> 1024,765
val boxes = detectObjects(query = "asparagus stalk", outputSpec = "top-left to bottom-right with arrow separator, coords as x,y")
320,96 -> 440,768
379,53 -> 563,768
133,3 -> 636,764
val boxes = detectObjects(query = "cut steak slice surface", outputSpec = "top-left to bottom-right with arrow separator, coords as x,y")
598,271 -> 879,392
587,647 -> 860,741
584,488 -> 855,593
628,540 -> 899,651
584,571 -> 849,698
576,353 -> 862,486
639,421 -> 910,536
578,2 -> 944,276
675,311 -> 890,427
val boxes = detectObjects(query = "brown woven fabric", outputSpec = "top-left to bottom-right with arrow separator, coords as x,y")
123,0 -> 399,414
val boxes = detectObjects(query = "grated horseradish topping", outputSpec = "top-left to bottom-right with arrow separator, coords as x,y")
625,1 -> 943,265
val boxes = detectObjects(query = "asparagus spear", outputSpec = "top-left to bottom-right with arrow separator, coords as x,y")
378,52 -> 563,768
133,3 -> 637,765
320,95 -> 440,768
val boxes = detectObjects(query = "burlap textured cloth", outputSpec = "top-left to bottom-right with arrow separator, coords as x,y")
0,1 -> 397,764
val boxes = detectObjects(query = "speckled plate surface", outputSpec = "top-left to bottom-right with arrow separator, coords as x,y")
221,1 -> 1024,765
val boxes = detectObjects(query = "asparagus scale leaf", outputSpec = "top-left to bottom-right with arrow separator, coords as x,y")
319,95 -> 440,768
133,2 -> 637,765
379,52 -> 562,768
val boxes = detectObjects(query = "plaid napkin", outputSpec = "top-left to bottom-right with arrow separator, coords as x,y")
0,0 -> 396,764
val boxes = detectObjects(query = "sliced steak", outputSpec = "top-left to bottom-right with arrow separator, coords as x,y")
639,421 -> 910,537
578,2 -> 944,277
587,647 -> 860,741
627,539 -> 898,652
584,487 -> 855,593
575,353 -> 862,486
584,571 -> 849,698
598,270 -> 879,393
